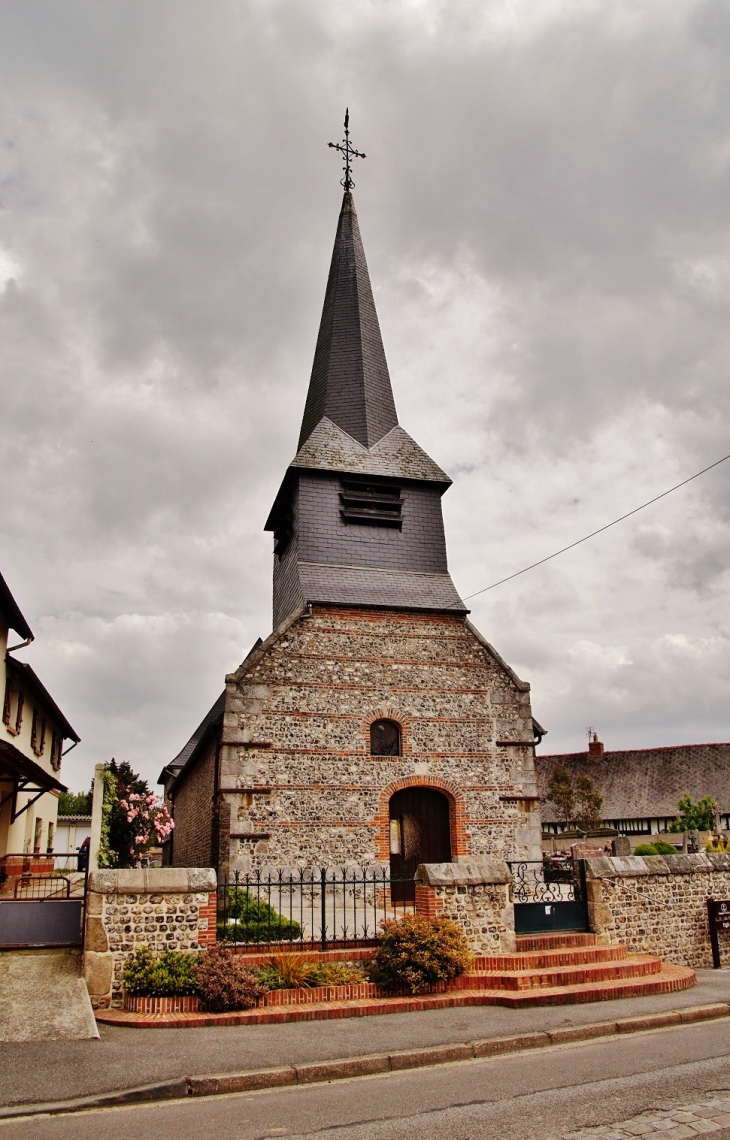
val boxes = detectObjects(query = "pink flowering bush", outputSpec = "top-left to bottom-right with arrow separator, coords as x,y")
118,792 -> 174,865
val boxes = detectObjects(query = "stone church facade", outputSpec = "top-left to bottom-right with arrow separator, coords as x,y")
161,189 -> 543,876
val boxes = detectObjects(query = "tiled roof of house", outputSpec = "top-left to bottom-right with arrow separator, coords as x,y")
0,569 -> 34,641
536,742 -> 730,822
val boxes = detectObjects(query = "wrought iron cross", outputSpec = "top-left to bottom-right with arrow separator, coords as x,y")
328,108 -> 366,191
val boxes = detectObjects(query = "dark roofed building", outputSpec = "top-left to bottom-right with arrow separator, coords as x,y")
536,740 -> 730,837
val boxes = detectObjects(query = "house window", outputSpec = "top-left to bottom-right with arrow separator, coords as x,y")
31,709 -> 46,755
2,683 -> 24,736
50,731 -> 62,772
340,477 -> 402,527
370,718 -> 401,756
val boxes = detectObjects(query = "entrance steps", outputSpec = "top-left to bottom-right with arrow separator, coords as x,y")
467,934 -> 695,1007
96,932 -> 697,1028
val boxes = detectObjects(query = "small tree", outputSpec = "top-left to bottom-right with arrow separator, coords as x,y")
97,759 -> 173,868
57,789 -> 93,816
669,793 -> 716,833
546,764 -> 576,826
574,772 -> 603,831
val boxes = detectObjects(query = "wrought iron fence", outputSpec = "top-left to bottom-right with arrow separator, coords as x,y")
217,867 -> 417,950
508,859 -> 584,904
0,851 -> 88,894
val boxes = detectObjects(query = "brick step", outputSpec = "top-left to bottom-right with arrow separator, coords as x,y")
514,933 -> 599,952
95,964 -> 696,1029
485,963 -> 696,1008
475,945 -> 628,971
456,955 -> 663,992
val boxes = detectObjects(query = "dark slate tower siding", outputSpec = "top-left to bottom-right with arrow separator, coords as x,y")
297,474 -> 449,572
299,193 -> 398,450
267,191 -> 466,628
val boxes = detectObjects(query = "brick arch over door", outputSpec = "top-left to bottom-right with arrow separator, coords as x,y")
373,775 -> 467,863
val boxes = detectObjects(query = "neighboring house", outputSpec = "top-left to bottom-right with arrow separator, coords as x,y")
536,737 -> 730,836
0,571 -> 80,866
160,189 -> 545,877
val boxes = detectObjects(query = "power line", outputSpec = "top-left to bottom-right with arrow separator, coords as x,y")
463,451 -> 730,600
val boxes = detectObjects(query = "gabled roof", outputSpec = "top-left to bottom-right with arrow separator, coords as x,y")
298,192 -> 399,451
0,570 -> 34,641
6,657 -> 79,742
166,690 -> 226,774
536,742 -> 730,822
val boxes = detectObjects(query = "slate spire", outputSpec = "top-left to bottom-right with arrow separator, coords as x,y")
298,192 -> 399,451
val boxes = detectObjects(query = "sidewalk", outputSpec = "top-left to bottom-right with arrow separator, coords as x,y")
2,969 -> 729,1113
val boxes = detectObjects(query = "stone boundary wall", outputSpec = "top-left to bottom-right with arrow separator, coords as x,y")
585,853 -> 730,968
415,860 -> 516,954
84,867 -> 217,1008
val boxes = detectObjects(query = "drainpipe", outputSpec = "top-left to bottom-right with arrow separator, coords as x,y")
6,637 -> 33,654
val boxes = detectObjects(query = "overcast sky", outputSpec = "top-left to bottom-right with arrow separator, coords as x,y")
2,0 -> 729,793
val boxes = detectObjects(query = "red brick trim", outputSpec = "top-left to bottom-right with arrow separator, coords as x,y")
373,776 -> 468,862
360,707 -> 411,757
414,884 -> 443,918
198,891 -> 218,947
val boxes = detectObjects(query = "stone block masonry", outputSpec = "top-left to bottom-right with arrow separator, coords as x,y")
83,867 -> 217,1009
585,853 -> 730,968
415,860 -> 516,954
216,604 -> 542,875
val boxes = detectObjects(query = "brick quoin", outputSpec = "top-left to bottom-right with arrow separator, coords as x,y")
414,884 -> 443,917
374,775 -> 467,863
197,892 -> 218,947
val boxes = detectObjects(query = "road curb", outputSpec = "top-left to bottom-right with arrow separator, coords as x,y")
2,1003 -> 729,1120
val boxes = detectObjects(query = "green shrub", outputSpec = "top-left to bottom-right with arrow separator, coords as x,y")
122,947 -> 199,997
368,915 -> 473,995
633,841 -> 677,856
218,888 -> 301,943
194,944 -> 266,1012
309,961 -> 368,987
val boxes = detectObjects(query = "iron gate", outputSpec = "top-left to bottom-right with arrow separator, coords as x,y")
0,852 -> 87,948
508,858 -> 589,935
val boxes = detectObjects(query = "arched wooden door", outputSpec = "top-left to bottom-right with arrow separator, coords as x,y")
389,787 -> 452,902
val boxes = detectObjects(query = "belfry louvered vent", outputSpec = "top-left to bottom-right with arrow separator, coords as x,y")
339,478 -> 403,527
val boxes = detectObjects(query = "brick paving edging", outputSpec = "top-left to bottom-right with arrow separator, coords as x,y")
562,1092 -> 730,1140
3,1002 -> 729,1122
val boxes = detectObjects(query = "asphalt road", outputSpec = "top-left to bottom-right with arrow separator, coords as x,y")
4,1019 -> 730,1140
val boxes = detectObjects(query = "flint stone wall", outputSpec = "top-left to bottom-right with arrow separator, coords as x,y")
415,860 -> 516,954
585,853 -> 730,968
214,605 -> 541,875
84,867 -> 217,1009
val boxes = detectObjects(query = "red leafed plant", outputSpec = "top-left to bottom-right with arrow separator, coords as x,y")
193,944 -> 266,1012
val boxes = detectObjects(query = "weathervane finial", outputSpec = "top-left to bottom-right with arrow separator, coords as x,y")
328,108 -> 366,192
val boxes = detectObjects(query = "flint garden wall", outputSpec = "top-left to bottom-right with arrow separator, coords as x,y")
83,867 -> 217,1008
585,853 -> 730,969
414,859 -> 516,954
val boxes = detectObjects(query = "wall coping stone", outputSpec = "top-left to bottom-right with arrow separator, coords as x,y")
88,867 -> 217,894
585,854 -> 726,879
415,859 -> 512,886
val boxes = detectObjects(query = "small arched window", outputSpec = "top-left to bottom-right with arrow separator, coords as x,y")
370,718 -> 401,756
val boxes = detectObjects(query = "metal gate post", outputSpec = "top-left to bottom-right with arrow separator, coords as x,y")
320,867 -> 327,952
578,859 -> 589,931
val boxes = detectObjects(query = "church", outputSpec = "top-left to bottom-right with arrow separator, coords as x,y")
160,144 -> 544,879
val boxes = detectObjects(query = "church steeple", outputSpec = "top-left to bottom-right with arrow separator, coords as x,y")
265,128 -> 466,629
299,192 -> 398,450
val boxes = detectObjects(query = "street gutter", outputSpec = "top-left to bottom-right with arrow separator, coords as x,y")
2,1002 -> 728,1121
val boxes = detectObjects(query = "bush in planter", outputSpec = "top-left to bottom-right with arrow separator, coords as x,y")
368,915 -> 473,995
219,888 -> 302,943
194,944 -> 266,1012
122,947 -> 199,997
